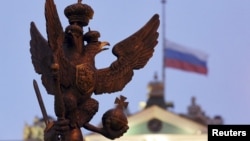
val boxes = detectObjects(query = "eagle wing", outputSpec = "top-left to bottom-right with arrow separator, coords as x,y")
94,14 -> 160,94
44,0 -> 64,52
30,0 -> 73,95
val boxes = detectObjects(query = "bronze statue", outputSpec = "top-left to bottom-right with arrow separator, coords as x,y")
30,0 -> 160,140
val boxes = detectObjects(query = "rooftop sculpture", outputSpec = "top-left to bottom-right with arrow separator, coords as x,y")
30,0 -> 159,140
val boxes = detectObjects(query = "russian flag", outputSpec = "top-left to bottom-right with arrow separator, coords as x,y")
164,40 -> 208,75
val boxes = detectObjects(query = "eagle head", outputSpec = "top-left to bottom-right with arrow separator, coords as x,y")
84,29 -> 110,54
65,25 -> 83,47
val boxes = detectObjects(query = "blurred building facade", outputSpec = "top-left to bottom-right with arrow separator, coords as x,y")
143,74 -> 223,126
23,116 -> 54,141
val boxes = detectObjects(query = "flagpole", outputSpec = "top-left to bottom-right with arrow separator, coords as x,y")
161,0 -> 174,110
161,0 -> 167,96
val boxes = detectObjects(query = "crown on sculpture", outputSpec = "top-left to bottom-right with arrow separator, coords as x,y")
64,0 -> 94,27
84,28 -> 100,43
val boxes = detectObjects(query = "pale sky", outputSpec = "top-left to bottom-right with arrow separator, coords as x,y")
1,0 -> 250,140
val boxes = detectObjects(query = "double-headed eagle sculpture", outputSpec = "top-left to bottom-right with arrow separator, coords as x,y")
30,0 -> 159,141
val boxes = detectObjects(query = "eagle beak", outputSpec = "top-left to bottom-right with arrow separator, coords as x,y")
100,41 -> 110,51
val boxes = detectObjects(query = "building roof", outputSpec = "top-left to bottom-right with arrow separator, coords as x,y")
85,105 -> 207,141
125,105 -> 207,135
